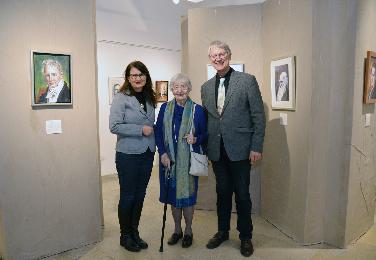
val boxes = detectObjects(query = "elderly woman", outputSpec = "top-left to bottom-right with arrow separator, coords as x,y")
155,73 -> 207,248
109,61 -> 156,252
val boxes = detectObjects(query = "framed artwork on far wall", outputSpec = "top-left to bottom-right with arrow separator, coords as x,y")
108,77 -> 124,104
270,56 -> 295,110
31,51 -> 72,106
155,81 -> 168,102
363,51 -> 376,104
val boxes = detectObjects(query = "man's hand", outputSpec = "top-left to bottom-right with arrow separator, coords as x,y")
249,151 -> 262,165
161,153 -> 171,169
142,125 -> 154,136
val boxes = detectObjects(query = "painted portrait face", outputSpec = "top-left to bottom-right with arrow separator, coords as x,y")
279,72 -> 288,88
44,65 -> 62,88
172,81 -> 190,104
371,65 -> 375,87
128,67 -> 146,92
209,46 -> 231,75
160,82 -> 167,94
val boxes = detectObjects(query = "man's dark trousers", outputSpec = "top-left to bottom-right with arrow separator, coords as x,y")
211,143 -> 253,240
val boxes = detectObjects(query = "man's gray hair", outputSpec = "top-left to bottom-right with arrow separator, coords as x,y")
169,73 -> 192,91
208,40 -> 232,56
42,59 -> 63,76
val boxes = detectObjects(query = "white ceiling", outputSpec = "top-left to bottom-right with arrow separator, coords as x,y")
96,0 -> 265,19
96,0 -> 265,50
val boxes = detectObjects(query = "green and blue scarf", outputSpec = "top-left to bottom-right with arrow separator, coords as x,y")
163,98 -> 195,201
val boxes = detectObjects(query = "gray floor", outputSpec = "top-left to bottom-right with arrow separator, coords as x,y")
47,167 -> 376,260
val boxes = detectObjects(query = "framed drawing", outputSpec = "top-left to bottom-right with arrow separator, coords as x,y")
155,81 -> 168,102
108,77 -> 124,104
207,63 -> 244,80
31,51 -> 72,106
364,51 -> 376,104
271,56 -> 295,110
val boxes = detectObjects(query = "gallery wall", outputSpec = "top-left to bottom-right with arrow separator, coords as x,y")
345,0 -> 376,245
262,0 -> 373,247
184,0 -> 376,248
0,0 -> 102,259
261,0 -> 313,242
0,209 -> 5,259
309,0 -> 357,246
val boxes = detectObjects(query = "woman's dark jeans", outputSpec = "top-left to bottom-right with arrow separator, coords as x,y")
116,149 -> 154,210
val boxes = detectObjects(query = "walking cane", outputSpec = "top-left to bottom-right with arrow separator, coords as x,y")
159,163 -> 173,252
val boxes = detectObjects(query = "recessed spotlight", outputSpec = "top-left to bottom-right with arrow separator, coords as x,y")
173,0 -> 180,4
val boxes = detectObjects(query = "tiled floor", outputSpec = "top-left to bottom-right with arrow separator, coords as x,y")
47,167 -> 376,260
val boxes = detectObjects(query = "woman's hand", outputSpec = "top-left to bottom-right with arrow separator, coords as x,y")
184,133 -> 197,144
161,153 -> 171,169
142,125 -> 154,136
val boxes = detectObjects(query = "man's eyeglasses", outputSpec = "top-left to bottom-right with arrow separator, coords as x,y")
129,73 -> 146,80
209,52 -> 228,60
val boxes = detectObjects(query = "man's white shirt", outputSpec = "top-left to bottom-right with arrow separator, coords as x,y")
46,79 -> 64,103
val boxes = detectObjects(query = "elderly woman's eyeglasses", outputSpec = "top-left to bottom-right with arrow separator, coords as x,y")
129,73 -> 146,80
172,85 -> 189,91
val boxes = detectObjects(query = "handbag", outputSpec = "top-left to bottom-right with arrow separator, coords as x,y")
189,104 -> 208,177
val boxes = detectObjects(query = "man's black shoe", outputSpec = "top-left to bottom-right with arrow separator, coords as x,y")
120,235 -> 141,252
132,231 -> 148,249
240,239 -> 254,257
206,231 -> 229,249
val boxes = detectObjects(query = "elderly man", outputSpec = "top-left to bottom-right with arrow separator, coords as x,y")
201,41 -> 265,257
276,71 -> 289,102
37,59 -> 71,104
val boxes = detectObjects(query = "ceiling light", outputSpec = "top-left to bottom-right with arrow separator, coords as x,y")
173,0 -> 204,4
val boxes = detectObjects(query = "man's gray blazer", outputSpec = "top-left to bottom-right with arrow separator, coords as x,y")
109,92 -> 155,154
201,71 -> 265,161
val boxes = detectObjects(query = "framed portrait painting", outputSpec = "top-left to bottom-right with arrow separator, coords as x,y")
31,51 -> 72,106
271,56 -> 295,110
363,51 -> 376,104
108,77 -> 124,104
155,81 -> 168,102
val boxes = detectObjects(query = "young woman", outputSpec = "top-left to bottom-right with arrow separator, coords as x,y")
109,61 -> 156,252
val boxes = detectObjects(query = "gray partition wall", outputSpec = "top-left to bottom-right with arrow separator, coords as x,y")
0,0 -> 103,259
184,0 -> 376,248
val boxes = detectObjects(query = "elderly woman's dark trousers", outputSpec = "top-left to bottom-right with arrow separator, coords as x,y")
211,149 -> 253,241
115,150 -> 154,236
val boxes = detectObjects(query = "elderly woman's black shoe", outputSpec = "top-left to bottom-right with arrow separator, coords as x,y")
167,233 -> 183,245
181,234 -> 193,248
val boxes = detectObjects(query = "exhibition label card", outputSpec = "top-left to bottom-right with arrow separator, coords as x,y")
46,120 -> 62,134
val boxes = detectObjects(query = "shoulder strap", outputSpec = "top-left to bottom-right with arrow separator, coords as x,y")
190,104 -> 203,153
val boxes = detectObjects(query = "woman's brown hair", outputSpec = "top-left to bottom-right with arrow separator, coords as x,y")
119,61 -> 157,107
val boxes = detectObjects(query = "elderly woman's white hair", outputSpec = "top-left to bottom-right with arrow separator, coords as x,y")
169,73 -> 192,92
